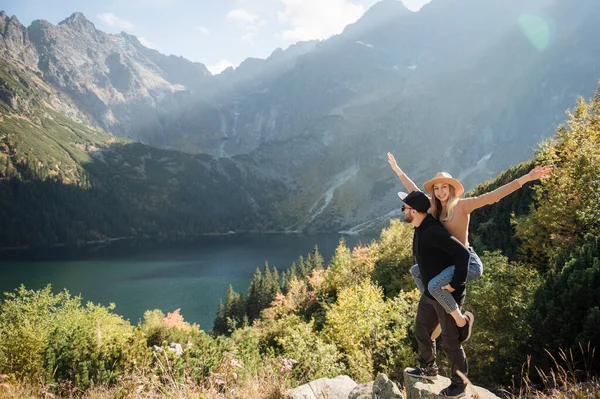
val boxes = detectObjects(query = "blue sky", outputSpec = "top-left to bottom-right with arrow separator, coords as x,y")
1,0 -> 431,74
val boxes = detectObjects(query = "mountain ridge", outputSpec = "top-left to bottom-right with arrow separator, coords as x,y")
1,0 -> 599,245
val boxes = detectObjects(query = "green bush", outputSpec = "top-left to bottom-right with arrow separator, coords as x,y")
322,280 -> 419,383
138,308 -> 204,347
0,285 -> 147,388
516,90 -> 600,270
529,234 -> 600,364
371,219 -> 415,298
258,315 -> 346,383
465,252 -> 541,387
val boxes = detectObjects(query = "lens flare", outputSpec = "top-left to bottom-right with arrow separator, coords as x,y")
518,14 -> 552,51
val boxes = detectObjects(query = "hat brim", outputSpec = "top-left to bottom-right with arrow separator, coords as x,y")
424,177 -> 464,197
397,191 -> 409,201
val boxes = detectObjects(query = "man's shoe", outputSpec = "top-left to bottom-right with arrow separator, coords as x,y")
405,363 -> 438,380
457,311 -> 474,342
431,323 -> 442,340
440,383 -> 466,398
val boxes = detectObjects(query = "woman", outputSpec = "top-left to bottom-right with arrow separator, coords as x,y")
387,152 -> 552,336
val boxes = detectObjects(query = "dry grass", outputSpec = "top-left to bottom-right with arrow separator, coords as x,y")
0,354 -> 293,399
502,343 -> 600,399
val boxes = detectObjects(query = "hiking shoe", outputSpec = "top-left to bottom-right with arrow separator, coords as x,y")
457,311 -> 474,342
440,383 -> 466,398
405,363 -> 438,380
431,323 -> 442,340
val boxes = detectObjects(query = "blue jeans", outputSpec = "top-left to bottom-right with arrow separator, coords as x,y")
410,248 -> 483,313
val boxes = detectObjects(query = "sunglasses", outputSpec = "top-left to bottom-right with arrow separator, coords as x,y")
401,205 -> 414,212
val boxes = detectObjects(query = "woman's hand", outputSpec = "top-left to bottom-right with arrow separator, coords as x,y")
387,152 -> 403,175
441,284 -> 455,293
518,165 -> 553,186
527,165 -> 553,181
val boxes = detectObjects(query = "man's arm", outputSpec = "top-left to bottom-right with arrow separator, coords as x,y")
431,229 -> 470,291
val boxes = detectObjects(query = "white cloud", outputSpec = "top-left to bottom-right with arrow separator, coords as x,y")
97,13 -> 135,30
277,0 -> 366,41
241,30 -> 257,43
207,59 -> 235,75
138,37 -> 155,48
227,8 -> 266,45
193,26 -> 210,34
227,9 -> 259,24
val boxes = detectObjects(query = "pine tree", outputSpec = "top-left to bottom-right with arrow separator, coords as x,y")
306,246 -> 324,271
213,299 -> 227,334
246,268 -> 263,321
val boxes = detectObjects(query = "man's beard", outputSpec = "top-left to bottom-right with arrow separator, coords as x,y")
404,212 -> 413,223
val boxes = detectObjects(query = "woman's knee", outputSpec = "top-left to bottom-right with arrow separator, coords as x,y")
410,264 -> 420,278
427,277 -> 444,293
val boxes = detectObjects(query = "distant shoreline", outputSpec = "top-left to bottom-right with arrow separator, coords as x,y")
0,229 -> 366,252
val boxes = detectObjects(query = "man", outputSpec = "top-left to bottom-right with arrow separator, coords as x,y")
399,190 -> 471,398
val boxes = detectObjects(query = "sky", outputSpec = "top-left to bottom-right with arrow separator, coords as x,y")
1,0 -> 431,74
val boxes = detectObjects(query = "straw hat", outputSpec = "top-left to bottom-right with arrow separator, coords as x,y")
423,172 -> 464,197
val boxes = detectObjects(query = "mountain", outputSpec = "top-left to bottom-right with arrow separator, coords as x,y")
1,0 -> 599,246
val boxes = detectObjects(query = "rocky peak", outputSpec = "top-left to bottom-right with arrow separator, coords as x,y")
342,0 -> 410,38
58,12 -> 97,33
120,32 -> 142,47
0,12 -> 24,37
0,11 -> 9,31
27,19 -> 56,48
0,11 -> 38,67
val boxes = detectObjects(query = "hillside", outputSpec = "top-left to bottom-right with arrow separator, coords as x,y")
1,0 -> 600,245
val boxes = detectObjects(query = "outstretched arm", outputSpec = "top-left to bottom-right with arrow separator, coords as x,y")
387,152 -> 419,193
461,165 -> 553,214
516,165 -> 553,187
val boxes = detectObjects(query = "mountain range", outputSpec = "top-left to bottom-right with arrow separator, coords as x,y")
1,0 -> 599,246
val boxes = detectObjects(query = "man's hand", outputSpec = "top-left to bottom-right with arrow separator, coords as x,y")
387,152 -> 403,175
441,284 -> 455,293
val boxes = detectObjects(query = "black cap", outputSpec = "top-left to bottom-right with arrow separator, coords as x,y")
397,191 -> 430,213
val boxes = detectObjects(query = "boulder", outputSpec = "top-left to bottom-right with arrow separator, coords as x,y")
348,381 -> 373,399
288,375 -> 357,399
168,342 -> 183,355
373,373 -> 403,398
404,368 -> 500,399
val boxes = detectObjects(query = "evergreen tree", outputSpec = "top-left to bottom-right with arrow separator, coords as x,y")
306,246 -> 324,271
529,234 -> 600,360
212,299 -> 227,334
246,268 -> 264,322
516,85 -> 600,270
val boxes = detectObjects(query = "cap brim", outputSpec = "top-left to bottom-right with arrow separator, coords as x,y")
397,191 -> 408,201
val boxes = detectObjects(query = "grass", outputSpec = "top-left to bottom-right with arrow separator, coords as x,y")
0,354 -> 293,399
503,343 -> 600,399
1,345 -> 598,398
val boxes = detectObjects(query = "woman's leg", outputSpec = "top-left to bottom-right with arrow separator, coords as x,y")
426,267 -> 467,326
466,248 -> 483,283
410,264 -> 425,294
426,250 -> 483,329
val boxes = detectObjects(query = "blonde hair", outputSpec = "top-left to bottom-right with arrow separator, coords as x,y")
430,185 -> 459,222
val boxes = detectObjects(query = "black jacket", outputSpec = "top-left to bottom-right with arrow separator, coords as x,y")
413,214 -> 470,304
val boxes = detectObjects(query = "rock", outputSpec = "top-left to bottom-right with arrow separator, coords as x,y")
373,373 -> 403,398
403,368 -> 500,399
288,375 -> 357,399
168,342 -> 183,356
348,381 -> 373,399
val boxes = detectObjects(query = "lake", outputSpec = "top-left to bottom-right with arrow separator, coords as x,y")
0,233 -> 372,331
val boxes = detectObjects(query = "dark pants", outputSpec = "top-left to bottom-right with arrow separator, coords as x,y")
415,294 -> 468,386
